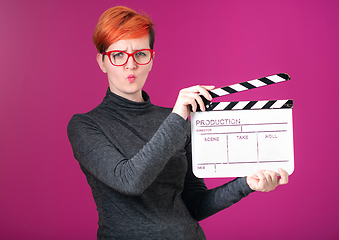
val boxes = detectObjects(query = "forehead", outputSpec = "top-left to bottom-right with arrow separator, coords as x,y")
107,35 -> 150,51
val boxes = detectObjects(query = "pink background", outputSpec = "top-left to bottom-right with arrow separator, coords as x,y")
1,0 -> 338,239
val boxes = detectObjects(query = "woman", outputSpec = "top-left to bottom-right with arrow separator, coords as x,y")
67,6 -> 288,240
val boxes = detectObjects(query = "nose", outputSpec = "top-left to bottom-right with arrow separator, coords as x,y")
125,55 -> 137,69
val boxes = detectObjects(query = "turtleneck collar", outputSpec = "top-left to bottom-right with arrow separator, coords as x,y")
102,88 -> 153,111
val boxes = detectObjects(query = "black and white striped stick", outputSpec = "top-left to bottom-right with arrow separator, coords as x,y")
206,99 -> 293,111
197,73 -> 291,111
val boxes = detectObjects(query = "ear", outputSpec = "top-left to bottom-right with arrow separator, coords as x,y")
96,53 -> 107,73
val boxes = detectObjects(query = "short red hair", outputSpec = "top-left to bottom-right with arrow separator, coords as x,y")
93,6 -> 155,53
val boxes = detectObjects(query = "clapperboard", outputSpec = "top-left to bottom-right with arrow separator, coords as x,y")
191,73 -> 294,178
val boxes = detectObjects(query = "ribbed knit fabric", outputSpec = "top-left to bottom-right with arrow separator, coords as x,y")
67,88 -> 253,239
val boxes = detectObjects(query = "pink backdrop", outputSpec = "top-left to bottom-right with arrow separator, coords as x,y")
1,0 -> 338,239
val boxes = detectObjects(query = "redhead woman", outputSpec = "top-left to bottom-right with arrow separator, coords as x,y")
67,6 -> 288,240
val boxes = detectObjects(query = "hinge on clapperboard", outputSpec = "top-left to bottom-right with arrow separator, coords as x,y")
195,73 -> 292,112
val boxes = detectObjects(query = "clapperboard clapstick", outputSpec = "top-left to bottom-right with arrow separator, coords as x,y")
196,73 -> 292,111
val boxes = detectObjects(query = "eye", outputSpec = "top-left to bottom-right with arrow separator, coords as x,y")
134,51 -> 147,57
111,52 -> 124,59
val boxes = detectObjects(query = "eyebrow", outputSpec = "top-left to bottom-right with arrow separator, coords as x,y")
110,48 -> 147,52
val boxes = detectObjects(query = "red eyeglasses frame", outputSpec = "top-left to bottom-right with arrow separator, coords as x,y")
101,49 -> 154,66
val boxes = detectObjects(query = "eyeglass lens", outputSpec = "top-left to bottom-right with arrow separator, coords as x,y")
110,50 -> 152,65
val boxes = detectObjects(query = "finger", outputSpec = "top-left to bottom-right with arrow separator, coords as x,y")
197,85 -> 215,101
194,86 -> 215,111
256,172 -> 266,180
264,172 -> 273,183
180,95 -> 197,112
250,172 -> 261,180
277,168 -> 289,185
264,170 -> 278,186
272,171 -> 278,187
184,90 -> 208,112
203,85 -> 216,90
194,93 -> 207,111
178,85 -> 215,113
263,172 -> 273,191
184,85 -> 214,101
182,92 -> 201,112
190,97 -> 198,112
255,172 -> 267,190
247,172 -> 263,191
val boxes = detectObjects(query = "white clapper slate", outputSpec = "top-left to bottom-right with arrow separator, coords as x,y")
190,73 -> 294,178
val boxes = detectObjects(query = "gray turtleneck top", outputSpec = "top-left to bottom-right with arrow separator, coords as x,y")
67,88 -> 253,240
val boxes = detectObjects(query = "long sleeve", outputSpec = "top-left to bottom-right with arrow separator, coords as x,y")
67,112 -> 190,196
181,138 -> 254,221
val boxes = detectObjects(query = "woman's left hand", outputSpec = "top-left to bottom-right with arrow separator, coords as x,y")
246,168 -> 289,192
172,85 -> 215,120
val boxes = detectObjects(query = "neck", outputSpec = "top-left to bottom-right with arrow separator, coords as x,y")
109,86 -> 144,102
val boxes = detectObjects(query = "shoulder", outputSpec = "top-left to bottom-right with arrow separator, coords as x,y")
67,100 -> 107,135
67,112 -> 99,137
67,98 -> 109,126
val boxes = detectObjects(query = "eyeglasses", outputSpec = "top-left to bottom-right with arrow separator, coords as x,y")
102,49 -> 154,66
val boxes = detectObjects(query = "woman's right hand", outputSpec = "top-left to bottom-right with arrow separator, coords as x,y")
172,85 -> 215,120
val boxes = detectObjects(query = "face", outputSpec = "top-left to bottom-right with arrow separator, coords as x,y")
97,35 -> 154,102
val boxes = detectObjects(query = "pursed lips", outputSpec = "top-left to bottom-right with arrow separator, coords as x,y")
127,74 -> 136,82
